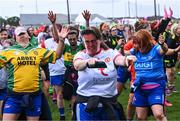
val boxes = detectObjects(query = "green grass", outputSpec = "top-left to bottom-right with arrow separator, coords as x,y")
48,73 -> 180,120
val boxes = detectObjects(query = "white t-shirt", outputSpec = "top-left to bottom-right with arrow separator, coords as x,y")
44,38 -> 66,76
74,49 -> 121,98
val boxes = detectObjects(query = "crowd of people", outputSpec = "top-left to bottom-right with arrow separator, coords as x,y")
0,7 -> 180,121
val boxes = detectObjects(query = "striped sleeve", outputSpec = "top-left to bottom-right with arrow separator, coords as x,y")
0,51 -> 8,68
41,49 -> 56,64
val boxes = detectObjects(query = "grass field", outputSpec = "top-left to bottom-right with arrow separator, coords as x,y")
48,72 -> 180,120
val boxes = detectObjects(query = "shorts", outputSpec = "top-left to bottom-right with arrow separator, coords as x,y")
3,93 -> 42,116
0,88 -> 7,100
117,66 -> 131,84
76,103 -> 107,120
133,85 -> 165,107
164,59 -> 176,68
50,75 -> 64,86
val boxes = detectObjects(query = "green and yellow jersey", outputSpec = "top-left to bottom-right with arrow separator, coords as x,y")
63,44 -> 84,67
0,43 -> 56,93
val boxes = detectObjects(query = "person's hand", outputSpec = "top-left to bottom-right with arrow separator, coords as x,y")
164,6 -> 168,19
168,7 -> 173,18
48,11 -> 56,24
164,6 -> 173,19
117,38 -> 125,47
174,45 -> 180,53
87,58 -> 97,67
82,10 -> 91,21
58,26 -> 69,40
125,55 -> 137,67
158,34 -> 165,45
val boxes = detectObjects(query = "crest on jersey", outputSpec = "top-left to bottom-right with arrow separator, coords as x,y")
33,51 -> 38,55
105,57 -> 110,62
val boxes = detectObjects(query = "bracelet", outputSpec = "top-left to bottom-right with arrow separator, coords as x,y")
158,41 -> 164,45
173,49 -> 176,53
86,62 -> 89,68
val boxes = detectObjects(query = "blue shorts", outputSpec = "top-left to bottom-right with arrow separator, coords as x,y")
0,88 -> 7,100
117,66 -> 131,84
50,75 -> 64,86
76,103 -> 107,120
133,85 -> 165,107
3,93 -> 42,116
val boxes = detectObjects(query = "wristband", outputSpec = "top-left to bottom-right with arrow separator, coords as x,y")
158,41 -> 164,45
86,62 -> 90,68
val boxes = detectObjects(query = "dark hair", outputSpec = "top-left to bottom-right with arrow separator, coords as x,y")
99,23 -> 105,32
134,21 -> 149,32
81,26 -> 102,40
0,28 -> 7,33
68,25 -> 79,37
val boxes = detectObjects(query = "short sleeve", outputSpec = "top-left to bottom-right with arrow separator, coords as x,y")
130,48 -> 136,55
113,49 -> 121,60
73,51 -> 84,62
41,49 -> 57,64
0,51 -> 8,68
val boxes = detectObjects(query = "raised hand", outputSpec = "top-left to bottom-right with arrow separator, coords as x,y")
117,38 -> 125,47
58,26 -> 69,39
82,10 -> 91,21
168,7 -> 173,18
158,34 -> 165,45
164,6 -> 168,19
48,11 -> 56,24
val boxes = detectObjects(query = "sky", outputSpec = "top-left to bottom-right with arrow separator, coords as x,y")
0,0 -> 180,19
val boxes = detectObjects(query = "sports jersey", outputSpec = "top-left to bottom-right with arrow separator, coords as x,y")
130,44 -> 165,80
30,36 -> 38,47
0,43 -> 56,93
74,48 -> 120,98
44,38 -> 66,76
63,44 -> 84,67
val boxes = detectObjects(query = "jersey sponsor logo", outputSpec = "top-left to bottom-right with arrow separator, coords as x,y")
155,96 -> 161,100
17,56 -> 36,65
33,51 -> 38,55
64,52 -> 73,62
135,62 -> 153,69
93,77 -> 116,84
98,68 -> 108,76
105,57 -> 111,63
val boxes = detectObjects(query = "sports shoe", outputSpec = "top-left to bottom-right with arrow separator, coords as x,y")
165,88 -> 172,96
164,100 -> 173,107
171,86 -> 178,93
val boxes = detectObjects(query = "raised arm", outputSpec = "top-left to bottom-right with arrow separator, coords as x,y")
166,45 -> 180,55
158,34 -> 168,55
48,11 -> 59,42
55,27 -> 69,59
82,10 -> 91,28
48,11 -> 69,59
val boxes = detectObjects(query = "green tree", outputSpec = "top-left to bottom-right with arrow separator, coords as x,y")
6,16 -> 20,26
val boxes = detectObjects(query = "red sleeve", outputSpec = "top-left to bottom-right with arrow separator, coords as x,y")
41,40 -> 46,48
124,40 -> 134,51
